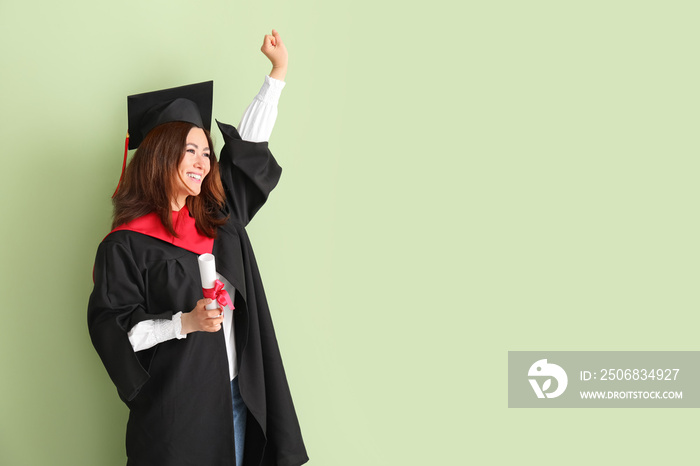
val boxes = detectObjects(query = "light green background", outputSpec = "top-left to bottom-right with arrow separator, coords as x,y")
1,1 -> 698,464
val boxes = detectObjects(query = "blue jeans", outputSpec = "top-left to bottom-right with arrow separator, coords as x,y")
231,377 -> 247,466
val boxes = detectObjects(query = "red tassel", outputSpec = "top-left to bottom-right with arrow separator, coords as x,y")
112,133 -> 129,198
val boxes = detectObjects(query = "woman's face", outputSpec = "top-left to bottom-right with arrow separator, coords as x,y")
173,127 -> 211,207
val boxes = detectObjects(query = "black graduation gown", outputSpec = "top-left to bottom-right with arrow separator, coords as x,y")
87,121 -> 308,466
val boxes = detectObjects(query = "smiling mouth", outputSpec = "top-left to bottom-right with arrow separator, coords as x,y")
187,173 -> 202,182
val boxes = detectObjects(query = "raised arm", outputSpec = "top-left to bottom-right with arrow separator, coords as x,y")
238,30 -> 288,143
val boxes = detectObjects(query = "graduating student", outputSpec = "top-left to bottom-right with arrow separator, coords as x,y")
87,30 -> 308,466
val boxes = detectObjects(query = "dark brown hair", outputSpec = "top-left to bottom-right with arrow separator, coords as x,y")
112,121 -> 227,238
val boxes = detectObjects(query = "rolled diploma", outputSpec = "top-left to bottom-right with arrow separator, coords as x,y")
198,253 -> 221,310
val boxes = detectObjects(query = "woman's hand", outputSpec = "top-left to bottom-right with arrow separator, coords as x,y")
181,298 -> 223,334
261,29 -> 288,81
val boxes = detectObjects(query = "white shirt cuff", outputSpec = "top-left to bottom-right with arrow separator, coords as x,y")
173,311 -> 187,340
259,75 -> 286,106
128,312 -> 186,352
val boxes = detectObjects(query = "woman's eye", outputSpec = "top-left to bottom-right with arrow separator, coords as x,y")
187,149 -> 196,154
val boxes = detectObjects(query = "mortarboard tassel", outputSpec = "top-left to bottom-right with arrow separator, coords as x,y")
112,132 -> 129,198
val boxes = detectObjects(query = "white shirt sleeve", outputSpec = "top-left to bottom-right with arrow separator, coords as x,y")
238,75 -> 286,143
128,312 -> 186,352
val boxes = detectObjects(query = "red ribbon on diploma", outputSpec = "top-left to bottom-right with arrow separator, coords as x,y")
202,279 -> 234,310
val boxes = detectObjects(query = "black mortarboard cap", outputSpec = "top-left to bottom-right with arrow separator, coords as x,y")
127,81 -> 213,149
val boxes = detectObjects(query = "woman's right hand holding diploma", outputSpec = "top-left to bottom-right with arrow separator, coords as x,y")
181,298 -> 224,334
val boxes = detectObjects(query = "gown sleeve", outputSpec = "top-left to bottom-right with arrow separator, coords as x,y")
216,121 -> 282,226
216,76 -> 285,226
87,238 -> 171,401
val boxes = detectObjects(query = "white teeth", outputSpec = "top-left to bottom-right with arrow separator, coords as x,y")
187,173 -> 202,180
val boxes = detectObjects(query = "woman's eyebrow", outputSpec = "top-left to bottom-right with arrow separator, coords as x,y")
186,142 -> 210,151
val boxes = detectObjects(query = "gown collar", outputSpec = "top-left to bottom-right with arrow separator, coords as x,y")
110,205 -> 214,255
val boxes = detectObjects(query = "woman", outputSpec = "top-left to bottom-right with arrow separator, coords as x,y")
88,30 -> 308,466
